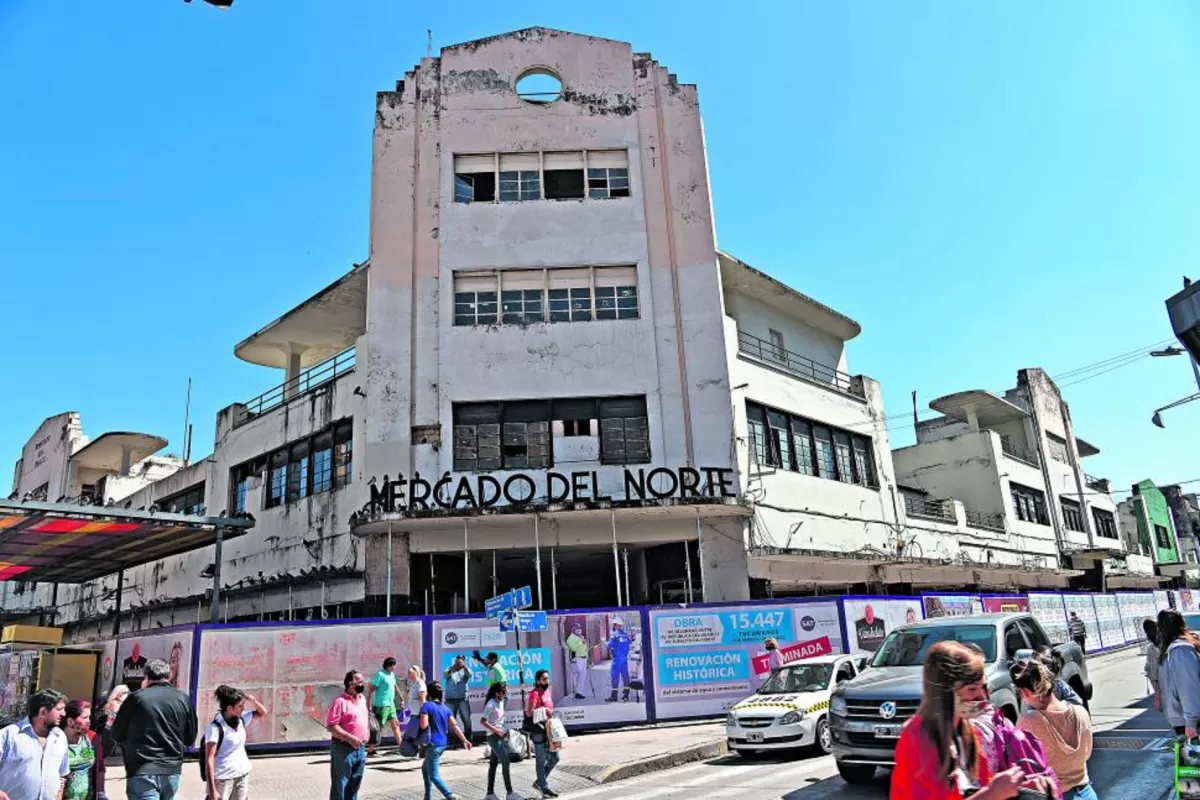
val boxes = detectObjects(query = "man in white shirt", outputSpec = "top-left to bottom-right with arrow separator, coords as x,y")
0,688 -> 69,800
204,685 -> 267,800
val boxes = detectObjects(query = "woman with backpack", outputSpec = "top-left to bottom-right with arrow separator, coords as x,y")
480,682 -> 520,800
1012,656 -> 1093,799
203,684 -> 267,800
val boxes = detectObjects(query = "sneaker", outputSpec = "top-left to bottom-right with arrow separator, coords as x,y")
573,693 -> 586,700
542,789 -> 560,798
485,795 -> 501,800
506,793 -> 524,800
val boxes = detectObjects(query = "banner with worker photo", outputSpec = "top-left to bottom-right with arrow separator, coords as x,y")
1028,593 -> 1069,645
116,628 -> 194,695
922,594 -> 983,619
432,610 -> 648,729
1180,590 -> 1199,613
1090,593 -> 1124,649
1061,593 -> 1101,653
648,600 -> 842,720
981,596 -> 1030,614
195,620 -> 422,745
840,597 -> 922,654
1116,592 -> 1156,644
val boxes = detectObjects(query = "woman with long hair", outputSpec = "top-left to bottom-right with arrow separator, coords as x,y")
1012,657 -> 1093,799
417,681 -> 471,800
480,682 -> 519,800
63,700 -> 96,800
1157,609 -> 1200,738
525,669 -> 560,798
1144,618 -> 1161,711
891,641 -> 1027,800
93,685 -> 130,800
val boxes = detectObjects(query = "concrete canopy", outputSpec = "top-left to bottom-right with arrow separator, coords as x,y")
234,261 -> 368,369
1075,437 -> 1101,457
930,390 -> 1028,429
70,432 -> 167,472
718,252 -> 861,342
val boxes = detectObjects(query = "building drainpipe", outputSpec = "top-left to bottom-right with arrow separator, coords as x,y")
611,511 -> 623,607
694,508 -> 707,602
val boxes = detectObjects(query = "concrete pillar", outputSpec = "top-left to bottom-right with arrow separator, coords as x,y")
118,446 -> 132,477
699,517 -> 750,601
282,345 -> 305,400
965,405 -> 980,432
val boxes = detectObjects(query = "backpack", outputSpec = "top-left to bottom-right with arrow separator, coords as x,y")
198,716 -> 224,781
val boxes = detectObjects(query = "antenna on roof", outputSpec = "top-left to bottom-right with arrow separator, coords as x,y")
183,378 -> 192,466
427,29 -> 432,58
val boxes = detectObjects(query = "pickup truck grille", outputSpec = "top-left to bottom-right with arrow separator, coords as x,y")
735,717 -> 775,729
845,699 -> 920,720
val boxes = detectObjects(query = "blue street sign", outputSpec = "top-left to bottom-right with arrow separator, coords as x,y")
516,610 -> 548,632
498,609 -> 517,632
513,585 -> 534,610
485,591 -> 515,620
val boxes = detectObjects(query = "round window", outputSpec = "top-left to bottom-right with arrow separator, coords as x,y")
515,69 -> 562,104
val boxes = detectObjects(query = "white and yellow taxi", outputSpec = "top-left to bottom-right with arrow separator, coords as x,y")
726,654 -> 868,755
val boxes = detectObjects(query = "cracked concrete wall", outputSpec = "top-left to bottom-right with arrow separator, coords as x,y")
365,29 -> 743,598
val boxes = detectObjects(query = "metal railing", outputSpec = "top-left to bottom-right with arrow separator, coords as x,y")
240,347 -> 356,420
1000,436 -> 1040,466
1085,473 -> 1110,493
965,509 -> 1005,533
737,330 -> 863,398
903,495 -> 956,523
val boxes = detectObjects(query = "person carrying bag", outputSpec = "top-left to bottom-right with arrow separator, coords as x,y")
480,683 -> 521,800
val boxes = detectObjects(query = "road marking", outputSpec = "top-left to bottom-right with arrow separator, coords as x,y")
700,756 -> 836,798
559,761 -> 715,799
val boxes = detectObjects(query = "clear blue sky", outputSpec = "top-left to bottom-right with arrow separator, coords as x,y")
3,1 -> 1199,497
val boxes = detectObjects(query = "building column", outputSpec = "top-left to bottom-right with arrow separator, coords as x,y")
698,516 -> 750,601
282,344 -> 306,400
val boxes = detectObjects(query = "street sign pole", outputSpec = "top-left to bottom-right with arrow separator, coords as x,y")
515,626 -> 525,707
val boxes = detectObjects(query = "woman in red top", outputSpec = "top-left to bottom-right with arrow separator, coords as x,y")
892,641 -> 1026,800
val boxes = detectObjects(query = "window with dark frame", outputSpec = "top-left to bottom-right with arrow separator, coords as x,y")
454,150 -> 630,204
1156,524 -> 1173,550
745,401 -> 878,488
230,420 -> 352,512
159,483 -> 205,516
543,152 -> 585,200
454,267 -> 638,327
1092,507 -> 1118,539
588,167 -> 630,199
1010,483 -> 1049,525
1060,498 -> 1085,533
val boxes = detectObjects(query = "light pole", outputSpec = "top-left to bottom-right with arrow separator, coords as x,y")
1149,346 -> 1200,427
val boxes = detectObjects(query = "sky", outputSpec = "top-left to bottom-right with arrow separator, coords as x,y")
2,1 -> 1200,498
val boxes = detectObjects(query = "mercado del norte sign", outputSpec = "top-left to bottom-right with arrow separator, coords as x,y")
368,466 -> 738,514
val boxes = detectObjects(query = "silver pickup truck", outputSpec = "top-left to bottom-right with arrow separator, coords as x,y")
828,612 -> 1091,785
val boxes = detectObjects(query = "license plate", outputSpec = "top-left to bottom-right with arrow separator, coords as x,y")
873,725 -> 902,740
746,732 -> 764,743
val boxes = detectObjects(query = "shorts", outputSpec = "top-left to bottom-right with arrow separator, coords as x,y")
373,704 -> 398,726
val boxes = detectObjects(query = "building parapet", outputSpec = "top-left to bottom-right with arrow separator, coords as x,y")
735,329 -> 864,399
234,347 -> 356,427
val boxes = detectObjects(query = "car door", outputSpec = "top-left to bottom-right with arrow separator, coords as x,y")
1003,621 -> 1030,661
1016,618 -> 1050,653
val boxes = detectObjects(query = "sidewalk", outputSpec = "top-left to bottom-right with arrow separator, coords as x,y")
103,722 -> 726,800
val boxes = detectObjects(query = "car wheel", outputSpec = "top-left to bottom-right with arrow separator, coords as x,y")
814,718 -> 833,755
837,762 -> 875,784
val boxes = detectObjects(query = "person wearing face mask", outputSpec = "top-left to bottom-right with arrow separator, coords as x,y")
526,669 -> 560,798
1011,657 -> 1093,800
891,641 -> 1031,800
204,685 -> 267,800
327,671 -> 370,800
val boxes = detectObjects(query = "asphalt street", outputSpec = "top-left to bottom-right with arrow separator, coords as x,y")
555,646 -> 1176,799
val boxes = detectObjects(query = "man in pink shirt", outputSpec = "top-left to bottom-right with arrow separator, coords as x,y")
327,670 -> 370,800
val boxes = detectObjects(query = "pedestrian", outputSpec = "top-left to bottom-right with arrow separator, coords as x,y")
94,685 -> 130,800
763,638 -> 785,672
63,699 -> 98,800
474,652 -> 508,688
1068,612 -> 1087,654
890,640 -> 1030,800
1143,618 -> 1161,711
442,655 -> 473,746
1156,609 -> 1200,739
605,619 -> 632,703
366,658 -> 402,756
564,624 -> 589,700
326,670 -> 370,800
1033,647 -> 1085,708
1011,656 -> 1094,800
525,669 -> 560,798
113,659 -> 198,800
480,682 -> 520,800
406,665 -> 428,723
0,688 -> 69,800
203,684 -> 267,800
417,681 -> 471,800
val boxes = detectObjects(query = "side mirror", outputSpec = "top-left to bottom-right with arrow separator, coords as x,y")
1012,648 -> 1034,663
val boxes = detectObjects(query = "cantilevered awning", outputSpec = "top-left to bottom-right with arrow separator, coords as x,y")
930,390 -> 1029,429
0,501 -> 254,584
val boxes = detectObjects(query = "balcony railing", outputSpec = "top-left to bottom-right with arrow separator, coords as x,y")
1084,473 -> 1110,493
904,495 -> 956,523
1000,435 -> 1040,466
737,330 -> 863,398
965,509 -> 1005,533
240,347 -> 356,421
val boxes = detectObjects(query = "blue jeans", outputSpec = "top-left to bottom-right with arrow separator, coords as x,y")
422,745 -> 452,800
1064,784 -> 1098,800
446,697 -> 472,739
330,741 -> 366,800
486,733 -> 513,794
534,738 -> 560,790
126,774 -> 180,800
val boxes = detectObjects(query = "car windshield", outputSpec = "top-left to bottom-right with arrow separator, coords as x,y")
870,625 -> 997,667
759,663 -> 834,694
